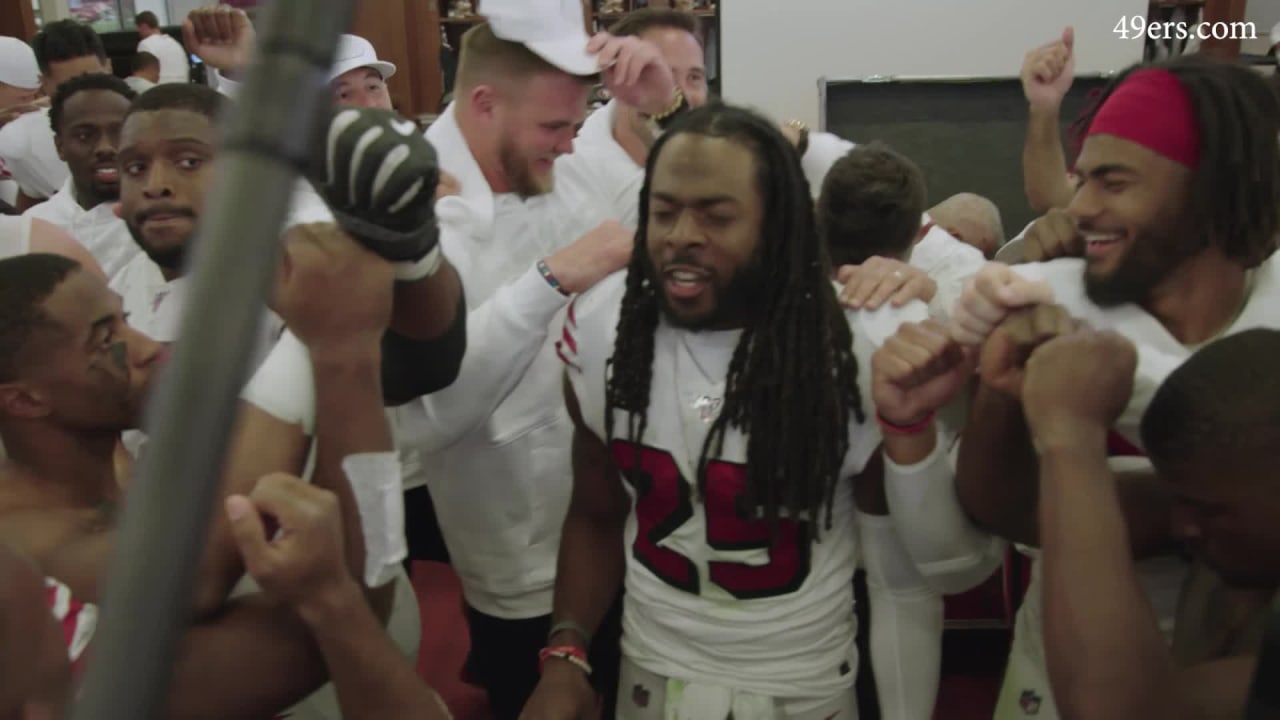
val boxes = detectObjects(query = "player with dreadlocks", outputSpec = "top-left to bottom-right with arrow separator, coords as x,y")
519,102 -> 985,720
889,54 -> 1280,720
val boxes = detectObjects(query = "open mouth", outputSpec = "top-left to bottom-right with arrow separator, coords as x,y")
1081,231 -> 1123,259
93,166 -> 119,183
663,265 -> 711,300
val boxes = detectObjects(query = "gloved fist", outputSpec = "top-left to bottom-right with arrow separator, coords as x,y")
310,107 -> 442,282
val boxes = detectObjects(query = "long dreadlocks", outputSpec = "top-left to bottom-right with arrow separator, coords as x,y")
1070,55 -> 1280,267
604,104 -> 864,534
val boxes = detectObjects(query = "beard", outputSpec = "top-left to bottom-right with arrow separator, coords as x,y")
125,216 -> 194,273
1083,218 -> 1203,307
498,138 -> 553,199
641,250 -> 766,331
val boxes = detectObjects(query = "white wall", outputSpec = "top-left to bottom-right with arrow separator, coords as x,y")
1247,0 -> 1280,43
722,0 -> 1148,129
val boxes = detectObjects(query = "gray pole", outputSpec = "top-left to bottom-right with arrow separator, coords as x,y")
70,1 -> 352,717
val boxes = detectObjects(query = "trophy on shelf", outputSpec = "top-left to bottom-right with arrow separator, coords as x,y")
598,0 -> 626,14
448,0 -> 474,17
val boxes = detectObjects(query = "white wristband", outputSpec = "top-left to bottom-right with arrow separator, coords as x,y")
394,245 -> 444,282
343,452 -> 407,588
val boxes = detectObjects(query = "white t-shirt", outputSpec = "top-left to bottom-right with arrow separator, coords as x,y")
562,272 -> 926,701
0,108 -> 69,200
23,178 -> 139,280
137,33 -> 190,85
997,254 -> 1280,720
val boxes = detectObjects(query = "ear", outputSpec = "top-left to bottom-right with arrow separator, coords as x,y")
0,382 -> 52,421
112,202 -> 123,219
52,133 -> 65,163
468,84 -> 499,120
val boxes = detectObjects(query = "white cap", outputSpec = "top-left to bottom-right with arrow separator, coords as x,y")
483,0 -> 599,77
0,37 -> 40,90
329,34 -> 396,83
1271,21 -> 1279,47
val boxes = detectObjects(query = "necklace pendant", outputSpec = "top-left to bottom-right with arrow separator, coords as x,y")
692,394 -> 723,424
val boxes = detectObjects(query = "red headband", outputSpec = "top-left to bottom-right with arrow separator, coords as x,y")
1086,68 -> 1201,169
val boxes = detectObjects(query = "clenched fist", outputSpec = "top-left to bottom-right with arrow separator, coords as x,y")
950,262 -> 1056,346
978,303 -> 1083,398
1022,329 -> 1137,451
872,319 -> 976,426
1021,208 -> 1083,263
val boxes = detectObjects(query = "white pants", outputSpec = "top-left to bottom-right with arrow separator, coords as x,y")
615,657 -> 857,720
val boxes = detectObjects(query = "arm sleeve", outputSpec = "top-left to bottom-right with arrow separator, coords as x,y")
884,435 -> 1007,594
381,295 -> 467,405
396,263 -> 570,454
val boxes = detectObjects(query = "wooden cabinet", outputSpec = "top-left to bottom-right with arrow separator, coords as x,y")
351,0 -> 442,120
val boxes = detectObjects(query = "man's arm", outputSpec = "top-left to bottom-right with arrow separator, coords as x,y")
955,376 -> 1176,556
226,475 -> 448,720
1038,445 -> 1254,719
296,577 -> 451,720
520,376 -> 630,718
166,596 -> 328,720
1021,28 -> 1077,214
403,224 -> 630,454
381,262 -> 466,405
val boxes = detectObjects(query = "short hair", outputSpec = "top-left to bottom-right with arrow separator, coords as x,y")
0,254 -> 81,383
31,20 -> 107,75
48,72 -> 135,135
1142,329 -> 1280,468
817,142 -> 926,266
455,22 -> 578,91
135,11 -> 160,29
133,51 -> 160,73
609,8 -> 701,41
126,82 -> 226,121
1070,56 -> 1280,269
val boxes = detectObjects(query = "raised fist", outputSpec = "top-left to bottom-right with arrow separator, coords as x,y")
309,107 -> 442,282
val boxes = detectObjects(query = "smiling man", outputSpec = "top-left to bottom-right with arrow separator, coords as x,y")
23,74 -> 140,280
921,56 -> 1280,720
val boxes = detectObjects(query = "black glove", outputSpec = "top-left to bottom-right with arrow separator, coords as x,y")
309,107 -> 442,281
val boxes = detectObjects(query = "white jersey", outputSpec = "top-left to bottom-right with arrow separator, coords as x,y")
994,254 -> 1280,720
562,272 -> 926,700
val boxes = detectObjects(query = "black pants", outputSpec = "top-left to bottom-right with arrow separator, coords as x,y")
465,597 -> 624,720
403,485 -> 450,565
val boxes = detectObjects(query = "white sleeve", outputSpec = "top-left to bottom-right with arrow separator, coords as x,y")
884,434 -> 1006,594
241,330 -> 316,433
802,131 -> 856,200
908,227 -> 986,320
1115,344 -> 1185,450
398,263 -> 570,454
211,69 -> 242,101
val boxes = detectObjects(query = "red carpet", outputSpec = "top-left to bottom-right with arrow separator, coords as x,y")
409,561 -> 1004,720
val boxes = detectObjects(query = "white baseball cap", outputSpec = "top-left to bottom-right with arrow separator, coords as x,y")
329,34 -> 396,83
483,0 -> 600,77
0,37 -> 40,90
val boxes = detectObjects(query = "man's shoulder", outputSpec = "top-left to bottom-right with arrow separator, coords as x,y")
0,108 -> 48,148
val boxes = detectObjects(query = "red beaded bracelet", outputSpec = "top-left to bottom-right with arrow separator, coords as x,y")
876,410 -> 936,435
538,644 -> 593,676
